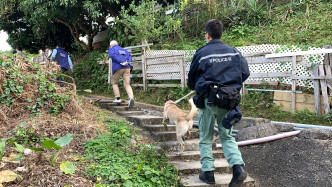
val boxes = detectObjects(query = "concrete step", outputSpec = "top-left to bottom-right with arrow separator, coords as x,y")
181,173 -> 257,187
107,106 -> 140,111
152,130 -> 200,142
143,124 -> 176,132
168,150 -> 224,162
157,139 -> 216,152
99,102 -> 128,107
170,159 -> 230,175
126,115 -> 164,126
117,110 -> 145,116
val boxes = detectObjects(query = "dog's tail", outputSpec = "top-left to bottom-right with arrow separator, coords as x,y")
185,97 -> 198,121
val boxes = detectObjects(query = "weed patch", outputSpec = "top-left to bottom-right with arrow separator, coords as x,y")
83,118 -> 180,186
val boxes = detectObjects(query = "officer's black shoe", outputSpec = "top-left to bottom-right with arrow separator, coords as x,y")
199,171 -> 215,184
229,165 -> 247,187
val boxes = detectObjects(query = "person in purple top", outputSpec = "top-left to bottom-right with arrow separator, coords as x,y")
108,40 -> 134,108
51,44 -> 74,87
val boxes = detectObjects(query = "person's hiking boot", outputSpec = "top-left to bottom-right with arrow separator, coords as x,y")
229,165 -> 247,187
113,99 -> 121,103
199,171 -> 215,184
128,98 -> 135,108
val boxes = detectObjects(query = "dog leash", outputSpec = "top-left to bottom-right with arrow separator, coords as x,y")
173,90 -> 195,104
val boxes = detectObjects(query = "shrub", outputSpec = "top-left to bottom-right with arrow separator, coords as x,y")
83,118 -> 180,186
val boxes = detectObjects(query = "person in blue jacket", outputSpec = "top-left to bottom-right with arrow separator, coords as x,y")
187,19 -> 250,186
108,40 -> 134,108
51,44 -> 74,86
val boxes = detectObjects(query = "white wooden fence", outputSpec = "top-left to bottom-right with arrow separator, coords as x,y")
103,45 -> 332,116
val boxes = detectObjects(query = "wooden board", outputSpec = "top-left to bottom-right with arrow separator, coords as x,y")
291,56 -> 297,112
243,80 -> 279,85
147,68 -> 182,74
319,64 -> 330,114
132,56 -> 142,61
147,58 -> 181,65
243,52 -> 271,57
247,56 -> 302,64
273,91 -> 331,113
132,63 -> 142,70
145,53 -> 184,59
273,100 -> 330,113
265,49 -> 332,58
250,72 -> 292,78
146,75 -> 182,80
312,66 -> 321,116
132,84 -> 180,87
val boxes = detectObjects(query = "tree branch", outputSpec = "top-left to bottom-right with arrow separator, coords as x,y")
102,2 -> 120,18
97,18 -> 108,27
57,18 -> 87,49
77,17 -> 89,34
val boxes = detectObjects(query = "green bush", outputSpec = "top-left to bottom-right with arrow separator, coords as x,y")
71,51 -> 110,93
83,118 -> 180,186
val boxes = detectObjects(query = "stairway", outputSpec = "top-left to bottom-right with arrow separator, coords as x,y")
87,97 -> 258,187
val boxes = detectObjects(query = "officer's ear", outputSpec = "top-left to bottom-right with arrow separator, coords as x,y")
206,32 -> 212,41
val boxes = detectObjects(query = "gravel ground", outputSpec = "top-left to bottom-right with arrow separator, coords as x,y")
240,129 -> 332,187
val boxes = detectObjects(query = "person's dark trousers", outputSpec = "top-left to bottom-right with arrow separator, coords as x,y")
56,67 -> 68,87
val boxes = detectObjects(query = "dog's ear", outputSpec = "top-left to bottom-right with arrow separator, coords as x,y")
165,95 -> 170,101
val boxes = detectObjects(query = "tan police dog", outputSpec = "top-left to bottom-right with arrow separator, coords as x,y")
162,97 -> 198,156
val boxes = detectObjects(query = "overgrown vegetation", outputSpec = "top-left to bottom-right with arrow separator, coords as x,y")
0,53 -> 74,122
71,51 -> 110,93
83,118 -> 180,186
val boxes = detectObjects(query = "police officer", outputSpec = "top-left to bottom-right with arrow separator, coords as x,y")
51,44 -> 74,86
187,19 -> 250,186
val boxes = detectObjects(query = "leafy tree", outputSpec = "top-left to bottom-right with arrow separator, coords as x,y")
0,0 -> 134,52
17,0 -> 124,52
119,0 -> 182,46
0,0 -> 178,52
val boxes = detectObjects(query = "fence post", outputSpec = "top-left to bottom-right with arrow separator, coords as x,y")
323,46 -> 332,97
313,66 -> 321,116
319,64 -> 330,114
108,58 -> 112,89
142,48 -> 147,91
180,56 -> 185,89
291,55 -> 297,112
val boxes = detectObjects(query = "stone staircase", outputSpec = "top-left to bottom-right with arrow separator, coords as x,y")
88,97 -> 258,187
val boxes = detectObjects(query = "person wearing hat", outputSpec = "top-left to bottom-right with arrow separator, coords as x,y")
108,40 -> 134,108
187,19 -> 250,186
51,44 -> 74,86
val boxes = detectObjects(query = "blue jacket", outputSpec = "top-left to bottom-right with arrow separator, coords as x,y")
187,39 -> 250,97
51,47 -> 73,70
108,45 -> 132,74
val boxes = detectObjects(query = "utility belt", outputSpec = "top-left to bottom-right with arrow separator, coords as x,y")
193,84 -> 241,109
